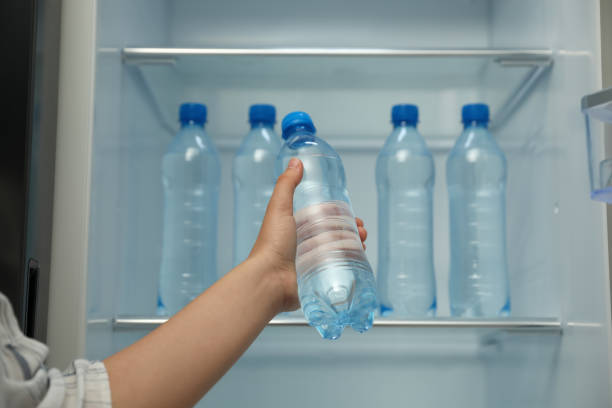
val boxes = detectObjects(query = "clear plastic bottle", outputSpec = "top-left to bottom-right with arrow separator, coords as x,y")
447,103 -> 510,317
276,111 -> 377,339
159,103 -> 221,315
376,104 -> 436,317
233,104 -> 281,266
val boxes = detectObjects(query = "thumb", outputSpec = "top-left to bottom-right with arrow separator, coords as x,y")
267,158 -> 303,217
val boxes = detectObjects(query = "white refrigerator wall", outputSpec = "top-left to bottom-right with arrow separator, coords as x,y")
490,2 -> 612,406
44,0 -> 611,406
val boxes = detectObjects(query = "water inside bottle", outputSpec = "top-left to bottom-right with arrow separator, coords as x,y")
295,201 -> 377,339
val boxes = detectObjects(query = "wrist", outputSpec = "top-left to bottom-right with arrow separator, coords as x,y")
242,254 -> 287,317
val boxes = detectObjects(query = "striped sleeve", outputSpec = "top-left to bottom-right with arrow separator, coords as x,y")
38,360 -> 112,408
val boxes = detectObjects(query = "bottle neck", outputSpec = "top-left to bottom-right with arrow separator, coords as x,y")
283,124 -> 314,141
393,121 -> 417,129
250,121 -> 274,130
463,121 -> 488,130
458,121 -> 495,148
180,120 -> 205,129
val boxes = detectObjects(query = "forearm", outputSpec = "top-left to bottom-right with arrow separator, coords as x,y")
104,256 -> 281,408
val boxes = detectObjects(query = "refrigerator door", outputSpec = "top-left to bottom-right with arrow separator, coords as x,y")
0,0 -> 61,343
25,0 -> 62,344
0,0 -> 36,337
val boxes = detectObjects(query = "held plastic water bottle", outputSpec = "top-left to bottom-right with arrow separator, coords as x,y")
277,111 -> 377,340
447,103 -> 510,317
159,103 -> 221,315
232,104 -> 281,266
376,104 -> 436,317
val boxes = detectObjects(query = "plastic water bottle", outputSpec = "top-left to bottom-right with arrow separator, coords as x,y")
277,111 -> 377,339
447,103 -> 510,317
232,104 -> 281,266
159,103 -> 221,315
376,104 -> 436,317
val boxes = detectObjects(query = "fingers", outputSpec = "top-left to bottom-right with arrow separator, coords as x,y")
356,218 -> 367,250
266,158 -> 303,217
358,226 -> 367,243
356,218 -> 367,243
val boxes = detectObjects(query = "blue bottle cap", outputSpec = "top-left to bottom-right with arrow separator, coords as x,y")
281,111 -> 316,139
462,103 -> 489,125
179,103 -> 207,125
391,104 -> 418,126
249,104 -> 276,125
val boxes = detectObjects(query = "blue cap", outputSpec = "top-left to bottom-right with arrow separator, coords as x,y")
392,104 -> 418,126
281,111 -> 316,140
462,103 -> 489,125
249,104 -> 276,125
179,103 -> 207,125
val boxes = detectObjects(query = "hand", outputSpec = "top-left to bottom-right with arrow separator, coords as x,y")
248,158 -> 369,313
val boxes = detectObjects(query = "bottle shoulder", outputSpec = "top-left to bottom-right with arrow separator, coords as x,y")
376,133 -> 435,187
167,126 -> 219,157
449,127 -> 505,157
236,127 -> 281,155
378,127 -> 432,157
377,129 -> 434,168
446,129 -> 507,184
279,133 -> 339,159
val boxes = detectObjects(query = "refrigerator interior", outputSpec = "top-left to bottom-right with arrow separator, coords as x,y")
78,0 -> 611,406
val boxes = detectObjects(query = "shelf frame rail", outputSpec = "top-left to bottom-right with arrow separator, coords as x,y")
122,47 -> 552,60
111,316 -> 562,334
490,56 -> 553,130
120,47 -> 553,141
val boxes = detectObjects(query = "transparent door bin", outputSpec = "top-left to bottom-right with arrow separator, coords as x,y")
582,87 -> 612,202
